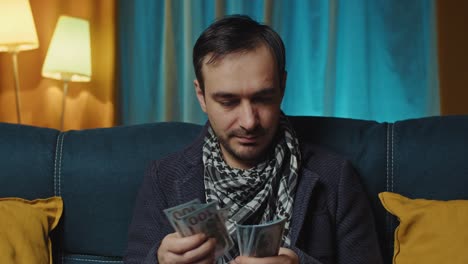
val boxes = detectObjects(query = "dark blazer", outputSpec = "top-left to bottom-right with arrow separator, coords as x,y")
124,125 -> 383,264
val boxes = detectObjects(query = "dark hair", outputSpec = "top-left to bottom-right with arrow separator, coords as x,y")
193,15 -> 286,93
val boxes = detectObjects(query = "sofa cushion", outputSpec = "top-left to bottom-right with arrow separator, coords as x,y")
391,116 -> 468,199
379,192 -> 468,264
0,197 -> 63,264
0,123 -> 58,199
57,122 -> 202,257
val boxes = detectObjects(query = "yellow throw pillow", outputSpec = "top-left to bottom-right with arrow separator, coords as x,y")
0,197 -> 63,264
379,192 -> 468,264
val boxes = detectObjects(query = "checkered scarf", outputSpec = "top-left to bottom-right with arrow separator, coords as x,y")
202,114 -> 301,263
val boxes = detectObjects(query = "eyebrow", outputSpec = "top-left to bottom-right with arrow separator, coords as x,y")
211,87 -> 277,99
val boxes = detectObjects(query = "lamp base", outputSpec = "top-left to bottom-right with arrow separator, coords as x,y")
60,81 -> 69,130
11,52 -> 22,124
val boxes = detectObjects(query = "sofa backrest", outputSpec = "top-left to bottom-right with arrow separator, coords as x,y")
1,115 -> 468,264
0,122 -> 201,264
290,115 -> 468,262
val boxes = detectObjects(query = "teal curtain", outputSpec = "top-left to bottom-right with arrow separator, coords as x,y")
118,0 -> 439,125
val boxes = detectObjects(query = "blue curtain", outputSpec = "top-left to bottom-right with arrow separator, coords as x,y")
118,0 -> 439,125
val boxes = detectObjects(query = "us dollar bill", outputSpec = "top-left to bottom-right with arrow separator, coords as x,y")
235,223 -> 250,256
163,199 -> 201,236
235,217 -> 286,257
181,202 -> 234,259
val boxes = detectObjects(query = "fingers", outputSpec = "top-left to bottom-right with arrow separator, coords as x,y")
234,256 -> 288,264
233,247 -> 298,264
165,232 -> 208,254
158,232 -> 217,264
278,247 -> 298,262
191,248 -> 216,264
180,237 -> 217,263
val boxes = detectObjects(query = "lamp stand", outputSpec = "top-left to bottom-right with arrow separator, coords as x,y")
11,51 -> 22,124
60,81 -> 69,130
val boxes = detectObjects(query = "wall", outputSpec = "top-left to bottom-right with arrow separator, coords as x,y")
437,1 -> 468,115
0,0 -> 116,130
1,1 -> 466,128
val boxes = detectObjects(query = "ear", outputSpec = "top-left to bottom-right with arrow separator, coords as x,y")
194,79 -> 207,113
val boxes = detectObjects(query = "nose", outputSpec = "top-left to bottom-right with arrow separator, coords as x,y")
239,102 -> 258,132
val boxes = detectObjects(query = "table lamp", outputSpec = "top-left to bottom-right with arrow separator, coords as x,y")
0,0 -> 39,124
42,16 -> 91,130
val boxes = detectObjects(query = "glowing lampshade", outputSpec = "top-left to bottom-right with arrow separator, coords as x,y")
0,0 -> 39,124
0,0 -> 39,52
42,16 -> 92,82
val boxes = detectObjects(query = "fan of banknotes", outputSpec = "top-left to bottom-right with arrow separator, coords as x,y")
235,218 -> 286,257
164,199 -> 285,259
164,199 -> 233,258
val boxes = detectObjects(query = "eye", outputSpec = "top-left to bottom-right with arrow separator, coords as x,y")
219,100 -> 238,107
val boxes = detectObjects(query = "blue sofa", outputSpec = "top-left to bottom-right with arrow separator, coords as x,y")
1,115 -> 468,264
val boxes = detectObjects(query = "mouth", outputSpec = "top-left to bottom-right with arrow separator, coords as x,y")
235,135 -> 260,144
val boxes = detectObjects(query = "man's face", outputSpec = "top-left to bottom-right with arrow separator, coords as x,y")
195,44 -> 285,169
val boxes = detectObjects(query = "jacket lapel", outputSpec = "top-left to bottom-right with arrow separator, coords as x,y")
176,164 -> 206,204
174,125 -> 207,204
290,167 -> 319,245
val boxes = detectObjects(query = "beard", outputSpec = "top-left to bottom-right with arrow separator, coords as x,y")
216,126 -> 276,166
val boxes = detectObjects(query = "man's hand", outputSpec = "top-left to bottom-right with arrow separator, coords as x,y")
230,247 -> 298,264
157,232 -> 217,264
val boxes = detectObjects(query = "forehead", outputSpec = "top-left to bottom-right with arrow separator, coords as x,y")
201,45 -> 278,94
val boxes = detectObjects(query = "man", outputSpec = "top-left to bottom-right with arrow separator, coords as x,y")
125,15 -> 383,264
